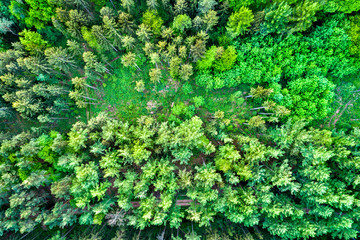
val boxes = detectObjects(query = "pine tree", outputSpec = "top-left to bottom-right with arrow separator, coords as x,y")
72,77 -> 98,90
202,10 -> 218,32
121,52 -> 141,71
67,40 -> 84,57
189,39 -> 206,62
92,25 -> 118,52
136,24 -> 153,42
44,47 -> 77,72
262,2 -> 292,34
290,0 -> 319,33
149,68 -> 162,83
117,11 -> 135,35
101,17 -> 122,50
66,9 -> 89,39
198,0 -> 217,14
179,64 -> 193,81
0,17 -> 17,36
174,0 -> 188,15
121,35 -> 136,50
147,0 -> 158,9
100,6 -> 115,18
121,0 -> 135,13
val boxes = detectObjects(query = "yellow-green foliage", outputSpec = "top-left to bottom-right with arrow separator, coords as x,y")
142,10 -> 163,35
349,15 -> 360,58
19,29 -> 49,53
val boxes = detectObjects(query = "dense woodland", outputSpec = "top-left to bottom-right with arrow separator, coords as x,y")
0,0 -> 360,239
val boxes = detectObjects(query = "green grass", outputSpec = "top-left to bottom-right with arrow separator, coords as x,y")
86,59 -> 252,126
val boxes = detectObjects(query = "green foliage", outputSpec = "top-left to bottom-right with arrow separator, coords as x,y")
19,29 -> 49,53
142,10 -> 163,35
284,76 -> 335,121
196,17 -> 358,91
1,0 -> 360,239
349,15 -> 360,58
290,0 -> 319,32
226,7 -> 254,38
172,14 -> 192,33
197,46 -> 218,71
262,2 -> 292,34
325,0 -> 360,13
10,0 -> 54,29
1,113 -> 360,239
213,46 -> 237,72
227,0 -> 270,10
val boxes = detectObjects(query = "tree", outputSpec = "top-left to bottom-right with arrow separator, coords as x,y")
202,10 -> 218,32
121,52 -> 141,71
190,39 -> 206,62
262,2 -> 292,34
0,17 -> 16,35
289,0 -> 319,33
248,86 -> 274,99
284,76 -> 335,121
143,42 -> 154,56
173,14 -> 192,34
121,0 -> 135,13
17,56 -> 52,75
149,68 -> 161,83
102,16 -> 122,49
215,144 -> 240,172
174,0 -> 188,15
121,35 -> 136,50
83,51 -> 109,75
69,0 -> 92,16
136,24 -> 153,42
198,0 -> 217,14
44,47 -> 77,72
65,9 -> 89,39
11,94 -> 42,118
161,27 -> 174,40
213,46 -> 237,72
179,64 -> 193,81
135,80 -> 145,92
92,25 -> 118,52
10,0 -> 54,29
100,6 -> 115,18
118,11 -> 135,35
72,77 -> 98,90
67,40 -> 84,57
178,45 -> 187,59
349,15 -> 360,58
142,10 -> 163,35
147,0 -> 158,9
226,7 -> 254,38
149,52 -> 160,68
196,45 -> 217,70
169,56 -> 181,78
324,0 -> 360,13
19,30 -> 49,53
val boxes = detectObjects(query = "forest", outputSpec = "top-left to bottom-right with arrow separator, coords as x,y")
0,0 -> 360,239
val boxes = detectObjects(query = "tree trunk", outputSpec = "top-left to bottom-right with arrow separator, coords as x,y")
81,95 -> 98,101
258,112 -> 273,115
5,26 -> 19,36
85,84 -> 98,90
251,107 -> 265,110
134,63 -> 142,71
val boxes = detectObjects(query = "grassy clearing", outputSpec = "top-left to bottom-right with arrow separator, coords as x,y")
86,58 -> 252,126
